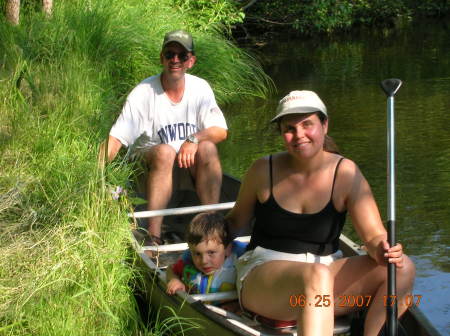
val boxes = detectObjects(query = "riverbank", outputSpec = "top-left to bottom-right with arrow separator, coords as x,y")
0,1 -> 272,335
234,0 -> 450,39
233,11 -> 450,51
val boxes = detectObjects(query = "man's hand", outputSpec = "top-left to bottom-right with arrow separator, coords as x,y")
177,141 -> 198,168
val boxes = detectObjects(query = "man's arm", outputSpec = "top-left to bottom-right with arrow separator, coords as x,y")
191,126 -> 227,144
98,135 -> 123,168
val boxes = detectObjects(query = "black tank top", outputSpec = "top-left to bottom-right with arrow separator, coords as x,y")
247,156 -> 347,256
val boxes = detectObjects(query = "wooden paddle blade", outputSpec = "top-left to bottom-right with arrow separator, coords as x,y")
381,78 -> 402,97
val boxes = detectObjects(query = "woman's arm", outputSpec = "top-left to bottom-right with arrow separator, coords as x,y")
226,158 -> 266,239
342,160 -> 404,267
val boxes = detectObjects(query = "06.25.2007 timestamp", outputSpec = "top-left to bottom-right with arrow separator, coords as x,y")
289,294 -> 423,308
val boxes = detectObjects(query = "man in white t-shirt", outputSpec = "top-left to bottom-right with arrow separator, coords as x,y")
101,30 -> 228,244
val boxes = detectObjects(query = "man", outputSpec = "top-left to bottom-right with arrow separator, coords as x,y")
101,30 -> 228,244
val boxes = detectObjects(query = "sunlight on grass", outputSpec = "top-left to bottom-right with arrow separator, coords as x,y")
0,0 -> 272,335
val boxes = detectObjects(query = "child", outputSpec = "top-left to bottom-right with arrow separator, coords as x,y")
166,212 -> 246,295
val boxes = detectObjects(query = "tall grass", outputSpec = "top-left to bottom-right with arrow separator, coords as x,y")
0,0 -> 272,335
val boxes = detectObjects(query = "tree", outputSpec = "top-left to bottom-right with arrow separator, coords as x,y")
5,0 -> 20,25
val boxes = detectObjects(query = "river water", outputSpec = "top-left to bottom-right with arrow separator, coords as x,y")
221,18 -> 449,334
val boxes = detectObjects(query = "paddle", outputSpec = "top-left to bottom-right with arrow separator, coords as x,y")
380,78 -> 402,336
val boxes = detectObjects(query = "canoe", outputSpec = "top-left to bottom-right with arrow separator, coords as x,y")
129,174 -> 441,336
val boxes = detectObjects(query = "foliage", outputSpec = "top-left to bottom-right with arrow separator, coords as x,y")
352,0 -> 410,26
405,0 -> 450,16
171,0 -> 245,34
249,0 -> 355,34
243,0 -> 448,35
0,0 -> 272,335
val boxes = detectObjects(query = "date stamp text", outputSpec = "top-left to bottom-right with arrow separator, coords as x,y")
289,294 -> 422,308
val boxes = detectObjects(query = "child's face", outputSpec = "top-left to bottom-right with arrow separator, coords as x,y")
189,238 -> 229,275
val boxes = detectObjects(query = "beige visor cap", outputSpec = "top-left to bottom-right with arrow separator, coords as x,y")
271,90 -> 328,123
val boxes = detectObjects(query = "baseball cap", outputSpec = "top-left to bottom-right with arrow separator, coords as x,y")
162,30 -> 194,52
271,90 -> 328,123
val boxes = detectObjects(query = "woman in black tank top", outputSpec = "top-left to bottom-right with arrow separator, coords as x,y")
226,90 -> 415,335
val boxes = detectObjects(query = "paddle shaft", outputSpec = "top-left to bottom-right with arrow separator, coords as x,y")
381,78 -> 402,336
386,94 -> 398,336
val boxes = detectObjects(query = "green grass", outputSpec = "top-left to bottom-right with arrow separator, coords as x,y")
0,0 -> 272,335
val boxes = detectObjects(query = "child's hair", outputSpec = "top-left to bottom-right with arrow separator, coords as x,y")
186,212 -> 229,246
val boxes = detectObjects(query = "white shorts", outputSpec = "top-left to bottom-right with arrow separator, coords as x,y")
235,246 -> 343,304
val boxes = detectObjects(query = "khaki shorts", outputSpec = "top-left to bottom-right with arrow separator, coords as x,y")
134,161 -> 196,196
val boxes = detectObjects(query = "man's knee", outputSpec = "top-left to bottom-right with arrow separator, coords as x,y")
146,144 -> 176,169
196,141 -> 219,162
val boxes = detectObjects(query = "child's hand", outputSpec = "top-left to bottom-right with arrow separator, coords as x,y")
166,278 -> 186,295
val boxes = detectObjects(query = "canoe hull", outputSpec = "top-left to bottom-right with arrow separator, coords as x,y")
131,174 -> 441,336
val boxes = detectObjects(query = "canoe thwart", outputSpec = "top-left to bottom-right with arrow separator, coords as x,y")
129,201 -> 236,218
141,236 -> 251,251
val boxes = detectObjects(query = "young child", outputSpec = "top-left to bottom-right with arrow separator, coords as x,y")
166,212 -> 246,295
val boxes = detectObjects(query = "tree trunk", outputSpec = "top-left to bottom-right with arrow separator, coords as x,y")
5,0 -> 20,25
42,0 -> 52,17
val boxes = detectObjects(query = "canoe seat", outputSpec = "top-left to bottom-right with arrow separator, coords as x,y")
247,310 -> 351,335
334,315 -> 352,335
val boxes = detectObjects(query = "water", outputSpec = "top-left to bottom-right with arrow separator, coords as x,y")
221,18 -> 450,334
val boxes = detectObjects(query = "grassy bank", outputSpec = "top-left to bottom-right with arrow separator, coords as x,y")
0,0 -> 272,335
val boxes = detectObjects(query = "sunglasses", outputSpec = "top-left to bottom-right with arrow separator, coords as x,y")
163,51 -> 190,62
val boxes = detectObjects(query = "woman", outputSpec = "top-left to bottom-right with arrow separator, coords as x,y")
226,90 -> 415,336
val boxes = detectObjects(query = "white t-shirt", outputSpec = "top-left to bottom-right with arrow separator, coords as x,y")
110,74 -> 227,156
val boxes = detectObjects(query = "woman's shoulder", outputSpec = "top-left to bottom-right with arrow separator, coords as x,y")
326,153 -> 358,172
242,154 -> 281,191
247,155 -> 267,172
335,155 -> 361,177
329,154 -> 367,195
248,153 -> 285,174
243,156 -> 269,185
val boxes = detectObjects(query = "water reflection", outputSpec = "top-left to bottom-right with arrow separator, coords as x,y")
221,18 -> 449,333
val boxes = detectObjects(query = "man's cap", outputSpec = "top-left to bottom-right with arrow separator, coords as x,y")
271,90 -> 328,123
162,30 -> 194,52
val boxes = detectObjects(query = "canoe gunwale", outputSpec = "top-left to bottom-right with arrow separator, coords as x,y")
133,237 -> 262,335
129,173 -> 441,336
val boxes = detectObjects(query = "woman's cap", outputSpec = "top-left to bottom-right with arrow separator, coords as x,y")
271,90 -> 327,123
162,30 -> 194,52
